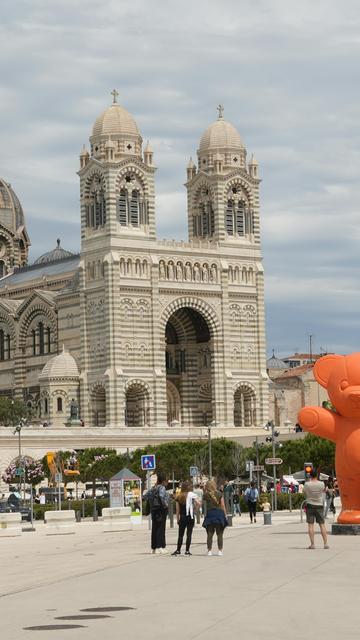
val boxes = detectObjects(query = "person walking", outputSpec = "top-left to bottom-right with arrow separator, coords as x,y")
324,478 -> 336,518
303,468 -> 329,549
233,489 -> 241,516
147,473 -> 169,554
172,481 -> 200,556
202,480 -> 228,556
245,481 -> 259,523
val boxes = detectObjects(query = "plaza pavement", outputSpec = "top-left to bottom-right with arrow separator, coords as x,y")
0,510 -> 357,640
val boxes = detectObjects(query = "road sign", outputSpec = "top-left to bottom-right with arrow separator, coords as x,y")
141,454 -> 156,471
245,460 -> 254,471
252,465 -> 265,471
265,458 -> 283,465
189,466 -> 199,477
15,467 -> 24,477
55,472 -> 63,483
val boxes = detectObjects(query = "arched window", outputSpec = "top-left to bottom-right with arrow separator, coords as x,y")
46,327 -> 51,354
57,397 -> 63,412
32,329 -> 36,355
0,261 -> 5,278
117,174 -> 147,228
44,397 -> 48,414
85,175 -> 106,229
39,322 -> 44,355
225,198 -> 247,237
0,330 -> 4,361
193,188 -> 214,239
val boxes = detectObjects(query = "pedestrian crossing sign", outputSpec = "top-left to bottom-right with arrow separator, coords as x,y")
141,454 -> 156,470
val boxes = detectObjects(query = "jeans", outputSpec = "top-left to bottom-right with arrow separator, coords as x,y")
248,501 -> 257,521
151,509 -> 167,549
176,515 -> 195,552
233,502 -> 241,515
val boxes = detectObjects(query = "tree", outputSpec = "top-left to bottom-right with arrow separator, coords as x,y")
0,397 -> 27,427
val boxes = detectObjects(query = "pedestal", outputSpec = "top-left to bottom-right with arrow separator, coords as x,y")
45,510 -> 76,535
0,513 -> 22,537
102,507 -> 132,532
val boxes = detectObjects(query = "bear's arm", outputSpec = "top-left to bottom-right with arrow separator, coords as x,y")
298,406 -> 338,442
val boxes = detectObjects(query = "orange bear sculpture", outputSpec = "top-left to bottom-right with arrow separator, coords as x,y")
299,352 -> 360,525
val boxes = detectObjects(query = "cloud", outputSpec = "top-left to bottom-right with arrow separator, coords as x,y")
1,0 -> 360,354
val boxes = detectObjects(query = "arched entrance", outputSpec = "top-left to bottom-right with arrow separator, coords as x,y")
165,307 -> 213,427
234,384 -> 256,427
90,384 -> 106,426
125,382 -> 150,427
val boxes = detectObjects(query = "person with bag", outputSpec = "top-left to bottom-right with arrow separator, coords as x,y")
146,473 -> 169,554
244,481 -> 259,523
172,481 -> 201,556
202,480 -> 228,556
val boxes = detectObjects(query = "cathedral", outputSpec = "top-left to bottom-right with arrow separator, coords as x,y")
0,93 -> 268,477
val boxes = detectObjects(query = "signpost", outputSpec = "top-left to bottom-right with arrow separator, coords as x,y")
265,458 -> 283,465
141,455 -> 156,531
189,466 -> 199,478
246,460 -> 254,481
55,472 -> 62,510
141,454 -> 156,471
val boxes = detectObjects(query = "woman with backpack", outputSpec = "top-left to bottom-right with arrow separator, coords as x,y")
172,481 -> 201,556
202,479 -> 228,556
146,473 -> 169,554
244,481 -> 259,523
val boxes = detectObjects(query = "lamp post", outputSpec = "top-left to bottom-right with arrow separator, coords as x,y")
264,420 -> 281,511
13,418 -> 26,501
208,420 -> 215,479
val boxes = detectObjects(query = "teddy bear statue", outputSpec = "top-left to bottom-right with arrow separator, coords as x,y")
298,352 -> 360,525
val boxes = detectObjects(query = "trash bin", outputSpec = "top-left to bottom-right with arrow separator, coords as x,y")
226,514 -> 233,527
263,511 -> 272,525
75,510 -> 81,523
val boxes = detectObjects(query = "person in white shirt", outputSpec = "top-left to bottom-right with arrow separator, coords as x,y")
172,481 -> 200,556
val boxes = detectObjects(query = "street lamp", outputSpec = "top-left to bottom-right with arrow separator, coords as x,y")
13,417 -> 26,501
208,420 -> 216,479
264,420 -> 282,511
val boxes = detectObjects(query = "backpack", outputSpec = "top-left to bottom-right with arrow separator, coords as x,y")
148,487 -> 164,511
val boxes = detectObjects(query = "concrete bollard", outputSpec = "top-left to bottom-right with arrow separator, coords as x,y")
263,511 -> 272,525
0,512 -> 22,537
102,507 -> 132,533
45,510 -> 76,535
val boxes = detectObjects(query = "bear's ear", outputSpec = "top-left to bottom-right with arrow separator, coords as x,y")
313,354 -> 343,388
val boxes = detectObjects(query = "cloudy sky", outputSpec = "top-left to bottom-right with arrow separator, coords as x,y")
1,0 -> 360,357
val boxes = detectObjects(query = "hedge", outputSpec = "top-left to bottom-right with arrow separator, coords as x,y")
33,498 -> 109,520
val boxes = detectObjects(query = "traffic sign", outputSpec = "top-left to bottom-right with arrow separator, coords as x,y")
252,465 -> 265,471
15,467 -> 24,477
245,460 -> 254,471
55,472 -> 63,483
141,454 -> 156,471
189,466 -> 199,477
265,458 -> 283,465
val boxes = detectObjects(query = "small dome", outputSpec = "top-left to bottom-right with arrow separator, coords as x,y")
34,239 -> 75,265
267,351 -> 287,370
187,157 -> 195,169
39,346 -> 79,380
199,118 -> 244,154
249,154 -> 258,165
80,145 -> 89,157
92,103 -> 141,140
0,177 -> 25,231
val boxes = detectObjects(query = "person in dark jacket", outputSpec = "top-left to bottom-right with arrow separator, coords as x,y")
172,481 -> 200,556
147,473 -> 169,554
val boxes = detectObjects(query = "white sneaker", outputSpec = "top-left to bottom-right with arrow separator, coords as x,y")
160,548 -> 168,554
155,549 -> 161,554
207,551 -> 212,556
218,550 -> 223,556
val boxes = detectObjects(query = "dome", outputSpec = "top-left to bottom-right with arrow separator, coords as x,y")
0,177 -> 25,231
267,351 -> 287,370
34,239 -> 75,265
92,102 -> 141,140
199,117 -> 244,154
39,346 -> 79,380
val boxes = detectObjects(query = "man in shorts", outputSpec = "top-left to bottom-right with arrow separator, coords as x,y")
303,468 -> 329,549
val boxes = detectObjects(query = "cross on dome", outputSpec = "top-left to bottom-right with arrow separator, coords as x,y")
217,104 -> 224,119
111,89 -> 119,104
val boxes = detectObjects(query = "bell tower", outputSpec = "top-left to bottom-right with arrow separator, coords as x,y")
186,106 -> 260,246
